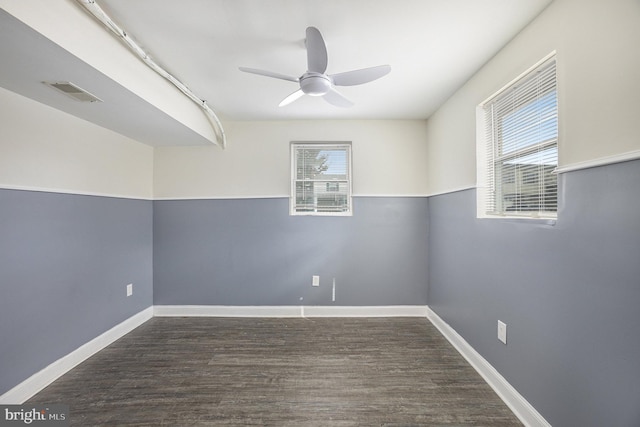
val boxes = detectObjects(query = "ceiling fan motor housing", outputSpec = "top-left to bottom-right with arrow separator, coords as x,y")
239,27 -> 390,107
300,73 -> 331,96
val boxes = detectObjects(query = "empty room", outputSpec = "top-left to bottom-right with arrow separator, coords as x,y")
1,0 -> 639,426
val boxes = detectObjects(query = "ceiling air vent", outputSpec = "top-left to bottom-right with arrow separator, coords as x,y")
43,81 -> 103,103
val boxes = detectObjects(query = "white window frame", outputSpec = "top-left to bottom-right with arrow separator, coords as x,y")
290,142 -> 353,216
477,52 -> 558,220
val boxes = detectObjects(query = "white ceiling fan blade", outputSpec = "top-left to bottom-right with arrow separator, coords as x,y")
323,87 -> 353,108
239,67 -> 299,83
305,27 -> 328,73
330,65 -> 391,86
279,89 -> 306,107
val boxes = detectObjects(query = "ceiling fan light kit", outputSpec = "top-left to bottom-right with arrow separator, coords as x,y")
300,73 -> 331,96
240,26 -> 391,108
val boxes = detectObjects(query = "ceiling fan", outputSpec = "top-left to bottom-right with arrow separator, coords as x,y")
239,27 -> 391,108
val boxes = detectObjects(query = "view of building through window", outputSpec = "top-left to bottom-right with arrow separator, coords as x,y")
481,56 -> 558,217
496,89 -> 558,213
291,143 -> 351,215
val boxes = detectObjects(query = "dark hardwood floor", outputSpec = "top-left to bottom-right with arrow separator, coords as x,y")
28,317 -> 522,426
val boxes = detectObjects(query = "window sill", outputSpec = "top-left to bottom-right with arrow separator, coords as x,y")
290,211 -> 353,217
478,215 -> 556,226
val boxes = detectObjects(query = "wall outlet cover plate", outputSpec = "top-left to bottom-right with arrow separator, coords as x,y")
498,320 -> 507,344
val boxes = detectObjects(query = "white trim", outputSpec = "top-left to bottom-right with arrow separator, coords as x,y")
153,305 -> 428,318
0,307 -> 153,404
425,307 -> 551,427
361,187 -> 476,199
152,194 -> 289,201
554,149 -> 640,174
154,305 -> 301,317
427,185 -> 476,198
0,190 -> 429,201
304,305 -> 428,317
352,194 -> 430,198
0,184 -> 152,200
153,194 -> 433,200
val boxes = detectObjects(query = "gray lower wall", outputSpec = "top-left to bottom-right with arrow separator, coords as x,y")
428,159 -> 640,427
0,189 -> 153,396
153,197 -> 429,306
5,160 -> 638,425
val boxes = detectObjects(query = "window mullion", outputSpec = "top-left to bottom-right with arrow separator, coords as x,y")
495,138 -> 557,163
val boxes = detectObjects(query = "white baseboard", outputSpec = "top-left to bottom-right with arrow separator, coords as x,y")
425,307 -> 551,427
154,305 -> 301,317
0,307 -> 154,404
303,305 -> 428,317
153,305 -> 429,318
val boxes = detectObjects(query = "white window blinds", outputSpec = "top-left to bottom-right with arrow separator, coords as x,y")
482,56 -> 558,218
291,143 -> 352,216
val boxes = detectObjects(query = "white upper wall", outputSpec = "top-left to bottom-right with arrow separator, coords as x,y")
425,0 -> 640,194
154,120 -> 429,199
0,87 -> 153,199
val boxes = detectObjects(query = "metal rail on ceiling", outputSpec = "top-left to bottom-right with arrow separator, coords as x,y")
75,0 -> 226,148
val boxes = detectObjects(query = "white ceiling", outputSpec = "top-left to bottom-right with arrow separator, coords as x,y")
0,0 -> 553,145
99,0 -> 552,120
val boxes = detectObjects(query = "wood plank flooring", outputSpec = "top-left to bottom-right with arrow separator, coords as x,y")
28,317 -> 522,426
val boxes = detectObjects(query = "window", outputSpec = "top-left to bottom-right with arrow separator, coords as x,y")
291,142 -> 352,216
477,54 -> 558,219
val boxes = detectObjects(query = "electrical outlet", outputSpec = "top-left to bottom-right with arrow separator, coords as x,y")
498,320 -> 507,344
312,275 -> 320,287
126,283 -> 133,297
